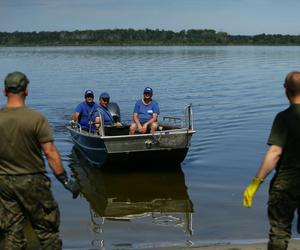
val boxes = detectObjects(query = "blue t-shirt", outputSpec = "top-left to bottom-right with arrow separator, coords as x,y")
96,105 -> 114,125
75,101 -> 99,131
133,99 -> 160,125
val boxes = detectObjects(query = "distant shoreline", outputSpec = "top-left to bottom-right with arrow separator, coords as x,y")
1,44 -> 299,48
1,28 -> 300,46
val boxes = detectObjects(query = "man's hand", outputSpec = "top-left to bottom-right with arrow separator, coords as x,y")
69,120 -> 76,129
55,170 -> 80,199
243,177 -> 264,208
114,122 -> 123,128
64,179 -> 80,199
137,124 -> 146,134
142,124 -> 149,133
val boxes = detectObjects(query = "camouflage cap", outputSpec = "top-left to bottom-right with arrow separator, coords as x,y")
4,71 -> 29,93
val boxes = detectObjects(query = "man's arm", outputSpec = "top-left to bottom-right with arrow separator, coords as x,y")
243,145 -> 282,208
133,113 -> 143,131
94,116 -> 100,130
71,111 -> 80,122
41,142 -> 64,175
41,142 -> 79,198
255,145 -> 282,179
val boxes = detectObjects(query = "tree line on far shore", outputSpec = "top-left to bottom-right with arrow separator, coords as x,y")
1,28 -> 300,46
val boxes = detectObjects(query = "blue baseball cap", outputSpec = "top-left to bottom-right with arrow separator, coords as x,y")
84,90 -> 94,98
99,92 -> 110,100
143,87 -> 153,95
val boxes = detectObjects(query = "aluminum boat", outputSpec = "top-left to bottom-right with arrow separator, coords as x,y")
66,103 -> 195,167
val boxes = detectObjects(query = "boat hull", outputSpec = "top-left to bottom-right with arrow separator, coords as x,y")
67,126 -> 194,167
104,148 -> 189,166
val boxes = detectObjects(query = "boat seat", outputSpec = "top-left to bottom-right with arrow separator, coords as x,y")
104,125 -> 130,136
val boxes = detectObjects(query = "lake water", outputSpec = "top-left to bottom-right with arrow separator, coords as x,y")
0,46 -> 299,249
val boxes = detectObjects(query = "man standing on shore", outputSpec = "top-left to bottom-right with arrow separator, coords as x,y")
243,71 -> 300,250
0,71 -> 79,249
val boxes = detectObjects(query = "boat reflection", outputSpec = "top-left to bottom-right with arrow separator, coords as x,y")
68,146 -> 194,240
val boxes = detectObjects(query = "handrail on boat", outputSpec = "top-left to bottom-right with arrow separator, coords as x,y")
161,104 -> 193,130
70,121 -> 82,132
185,104 -> 193,130
162,116 -> 182,127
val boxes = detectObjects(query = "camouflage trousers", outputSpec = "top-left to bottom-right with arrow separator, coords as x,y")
267,169 -> 300,250
0,174 -> 62,250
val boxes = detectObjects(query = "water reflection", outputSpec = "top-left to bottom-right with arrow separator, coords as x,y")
68,147 -> 194,248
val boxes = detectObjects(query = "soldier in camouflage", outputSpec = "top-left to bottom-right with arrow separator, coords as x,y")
0,71 -> 79,249
243,71 -> 300,250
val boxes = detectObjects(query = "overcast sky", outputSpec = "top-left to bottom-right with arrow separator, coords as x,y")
1,0 -> 299,35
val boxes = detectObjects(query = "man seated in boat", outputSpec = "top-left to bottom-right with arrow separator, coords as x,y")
129,87 -> 160,134
96,92 -> 122,128
71,90 -> 100,132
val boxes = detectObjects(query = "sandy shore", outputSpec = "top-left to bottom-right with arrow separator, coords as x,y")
152,239 -> 300,250
2,227 -> 300,250
1,238 -> 300,249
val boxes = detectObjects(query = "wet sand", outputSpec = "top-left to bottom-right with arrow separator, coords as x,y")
152,239 -> 300,250
1,220 -> 300,250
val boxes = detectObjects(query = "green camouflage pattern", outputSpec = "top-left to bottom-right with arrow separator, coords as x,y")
4,71 -> 29,93
267,170 -> 300,250
0,174 -> 62,249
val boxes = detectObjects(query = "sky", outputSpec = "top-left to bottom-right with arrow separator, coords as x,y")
0,0 -> 300,35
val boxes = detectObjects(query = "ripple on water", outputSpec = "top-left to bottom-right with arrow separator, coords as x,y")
1,46 -> 299,248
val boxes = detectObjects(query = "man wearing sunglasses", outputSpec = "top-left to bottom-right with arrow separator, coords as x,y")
129,87 -> 160,135
97,92 -> 114,125
96,92 -> 122,128
71,90 -> 99,132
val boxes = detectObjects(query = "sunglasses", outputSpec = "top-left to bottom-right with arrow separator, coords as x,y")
85,95 -> 94,98
102,98 -> 110,102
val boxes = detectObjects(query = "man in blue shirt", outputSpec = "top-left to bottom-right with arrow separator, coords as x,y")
71,90 -> 99,132
129,87 -> 160,134
97,92 -> 114,125
97,92 -> 122,127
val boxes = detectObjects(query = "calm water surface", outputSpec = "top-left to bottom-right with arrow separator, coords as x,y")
0,46 -> 299,249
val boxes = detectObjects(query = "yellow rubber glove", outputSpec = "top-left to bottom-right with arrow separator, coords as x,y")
243,177 -> 264,208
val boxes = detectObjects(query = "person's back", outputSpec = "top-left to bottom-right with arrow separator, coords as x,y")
0,106 -> 51,174
270,105 -> 300,170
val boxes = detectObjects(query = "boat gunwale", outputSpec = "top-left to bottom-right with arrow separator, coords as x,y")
66,125 -> 195,141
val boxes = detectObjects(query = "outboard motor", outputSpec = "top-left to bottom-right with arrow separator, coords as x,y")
107,102 -> 121,122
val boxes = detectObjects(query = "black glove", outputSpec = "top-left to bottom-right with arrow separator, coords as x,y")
55,170 -> 80,199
